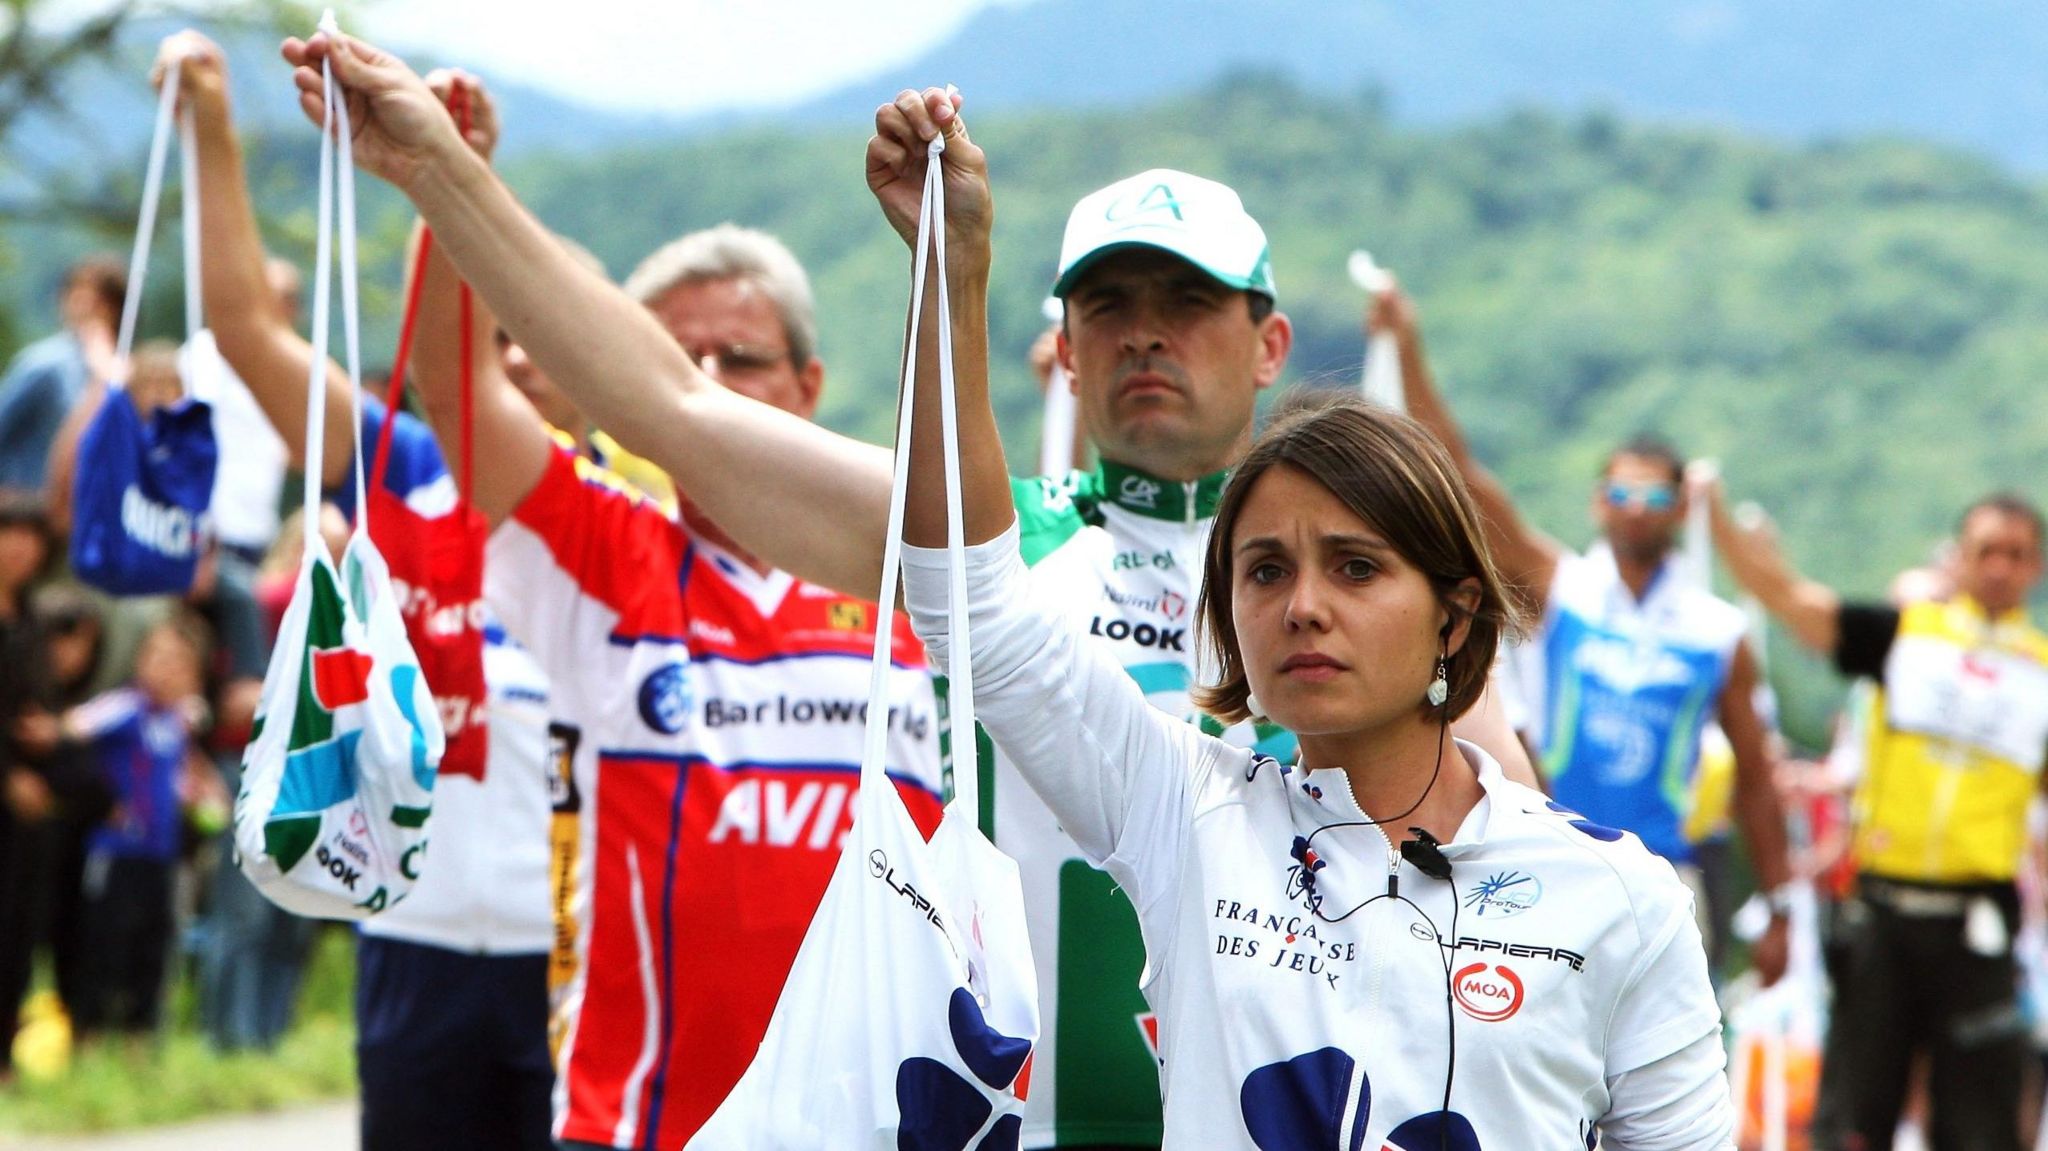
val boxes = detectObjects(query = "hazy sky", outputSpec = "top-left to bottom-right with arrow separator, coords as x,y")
364,0 -> 1022,115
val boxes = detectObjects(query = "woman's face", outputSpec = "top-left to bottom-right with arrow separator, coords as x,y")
0,524 -> 48,594
1229,464 -> 1445,740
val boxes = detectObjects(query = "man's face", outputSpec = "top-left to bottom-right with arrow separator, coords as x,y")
1954,508 -> 2043,616
644,277 -> 822,419
497,329 -> 584,436
1059,248 -> 1287,479
60,276 -> 112,330
1593,454 -> 1684,565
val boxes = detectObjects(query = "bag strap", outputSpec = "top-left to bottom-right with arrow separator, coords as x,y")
301,10 -> 369,543
861,134 -> 979,820
111,59 -> 185,390
371,88 -> 477,503
179,91 -> 202,349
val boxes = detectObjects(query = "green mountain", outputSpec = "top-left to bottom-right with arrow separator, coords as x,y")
506,75 -> 2048,743
13,74 -> 2047,744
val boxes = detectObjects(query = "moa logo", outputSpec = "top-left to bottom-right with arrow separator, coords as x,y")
895,986 -> 1032,1150
1453,963 -> 1524,1023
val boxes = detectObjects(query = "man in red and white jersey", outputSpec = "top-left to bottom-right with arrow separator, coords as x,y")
392,82 -> 945,1150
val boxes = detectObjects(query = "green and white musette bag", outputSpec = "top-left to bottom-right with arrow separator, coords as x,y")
233,20 -> 445,919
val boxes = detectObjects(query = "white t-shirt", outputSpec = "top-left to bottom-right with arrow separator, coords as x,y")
358,627 -> 553,954
185,334 -> 287,552
904,524 -> 1735,1150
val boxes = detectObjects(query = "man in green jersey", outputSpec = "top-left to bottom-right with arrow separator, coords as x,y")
296,45 -> 1531,1148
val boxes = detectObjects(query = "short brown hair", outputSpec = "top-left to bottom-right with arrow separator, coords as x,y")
1192,390 -> 1516,725
66,255 -> 128,319
1959,491 -> 2045,555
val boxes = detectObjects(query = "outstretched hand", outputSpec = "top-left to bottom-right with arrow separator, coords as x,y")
1365,280 -> 1418,342
152,30 -> 228,110
866,87 -> 992,268
280,31 -> 465,191
423,68 -> 501,162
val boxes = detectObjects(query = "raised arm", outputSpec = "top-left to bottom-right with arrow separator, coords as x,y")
866,89 -> 1008,551
159,32 -> 354,489
1385,286 -> 1564,602
1695,472 -> 1841,654
400,72 -> 552,528
1718,639 -> 1791,985
281,31 -> 894,599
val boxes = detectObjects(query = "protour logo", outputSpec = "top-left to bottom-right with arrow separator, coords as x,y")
1452,962 -> 1524,1022
1461,870 -> 1542,918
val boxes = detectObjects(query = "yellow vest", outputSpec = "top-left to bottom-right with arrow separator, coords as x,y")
1854,598 -> 2048,883
545,426 -> 679,517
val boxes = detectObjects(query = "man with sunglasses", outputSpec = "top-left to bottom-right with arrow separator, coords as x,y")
1392,287 -> 1793,985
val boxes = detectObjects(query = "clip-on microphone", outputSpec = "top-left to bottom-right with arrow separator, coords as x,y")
1400,828 -> 1453,882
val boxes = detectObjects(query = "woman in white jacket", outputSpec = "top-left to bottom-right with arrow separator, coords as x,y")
870,87 -> 1735,1151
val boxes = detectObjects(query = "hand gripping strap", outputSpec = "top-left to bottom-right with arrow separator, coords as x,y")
862,135 -> 980,821
371,86 -> 477,501
302,10 -> 371,544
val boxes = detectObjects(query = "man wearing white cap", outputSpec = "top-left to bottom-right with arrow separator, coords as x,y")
290,45 -> 1533,1148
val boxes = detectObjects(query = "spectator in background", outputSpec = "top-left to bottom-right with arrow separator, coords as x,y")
0,490 -> 59,1081
1710,483 -> 2048,1150
1393,282 -> 1795,986
27,588 -> 111,1029
68,611 -> 212,1044
0,258 -> 124,491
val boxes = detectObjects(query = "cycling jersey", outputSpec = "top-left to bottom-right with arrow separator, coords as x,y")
1003,461 -> 1294,1148
906,525 -> 1734,1150
487,445 -> 944,1151
1534,544 -> 1748,864
1837,597 -> 2048,883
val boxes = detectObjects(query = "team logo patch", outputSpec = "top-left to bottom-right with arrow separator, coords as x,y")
1461,870 -> 1541,918
1543,800 -> 1627,843
828,601 -> 869,631
1452,962 -> 1523,1022
1241,1047 -> 1368,1151
1118,474 -> 1162,509
1382,1110 -> 1481,1150
894,986 -> 1032,1150
636,661 -> 692,735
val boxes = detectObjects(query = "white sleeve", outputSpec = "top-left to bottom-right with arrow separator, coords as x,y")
1599,889 -> 1735,1149
1598,1031 -> 1736,1150
902,521 -> 1210,908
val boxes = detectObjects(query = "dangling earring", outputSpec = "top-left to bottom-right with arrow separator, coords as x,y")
1245,691 -> 1268,724
1425,652 -> 1449,708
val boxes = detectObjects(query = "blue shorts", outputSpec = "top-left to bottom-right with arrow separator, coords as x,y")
356,934 -> 554,1151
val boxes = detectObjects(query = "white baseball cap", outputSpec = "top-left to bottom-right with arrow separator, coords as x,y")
1051,169 -> 1277,301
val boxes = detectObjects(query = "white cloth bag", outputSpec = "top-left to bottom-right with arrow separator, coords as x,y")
690,134 -> 1038,1150
232,17 -> 445,919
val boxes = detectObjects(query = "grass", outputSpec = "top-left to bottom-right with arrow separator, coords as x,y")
0,926 -> 358,1136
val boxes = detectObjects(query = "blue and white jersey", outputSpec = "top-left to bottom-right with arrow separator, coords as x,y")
1533,544 -> 1748,864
